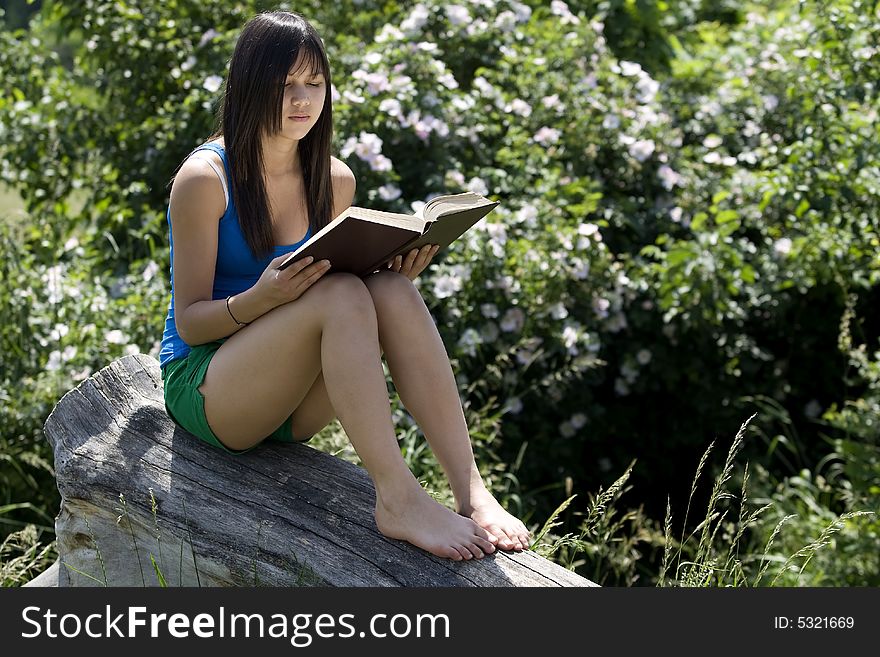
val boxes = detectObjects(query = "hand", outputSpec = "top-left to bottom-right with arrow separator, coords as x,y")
256,254 -> 331,309
387,244 -> 440,280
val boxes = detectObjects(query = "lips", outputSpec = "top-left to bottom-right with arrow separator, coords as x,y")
288,115 -> 310,121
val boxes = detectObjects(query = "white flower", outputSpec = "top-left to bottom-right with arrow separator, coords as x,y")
614,378 -> 630,396
202,75 -> 223,93
571,413 -> 587,429
375,24 -> 404,43
670,207 -> 684,223
571,258 -> 590,280
495,10 -> 517,32
505,98 -> 532,117
378,184 -> 401,201
562,325 -> 579,354
602,114 -> 621,130
105,330 -> 127,344
541,94 -> 562,111
481,303 -> 499,318
515,204 -> 538,227
368,153 -> 393,172
198,28 -> 218,48
142,260 -> 159,282
45,265 -> 65,304
703,135 -> 723,149
657,165 -> 683,191
500,307 -> 525,333
620,61 -> 642,76
763,94 -> 779,111
401,4 -> 430,33
593,297 -> 610,319
636,349 -> 652,365
773,237 -> 792,256
533,127 -> 560,145
47,350 -> 62,371
628,139 -> 655,162
578,223 -> 600,239
446,5 -> 471,26
550,303 -> 569,320
352,69 -> 391,95
379,98 -> 402,118
457,328 -> 482,357
466,177 -> 489,196
635,75 -> 659,103
433,273 -> 463,299
511,2 -> 532,23
551,0 -> 580,24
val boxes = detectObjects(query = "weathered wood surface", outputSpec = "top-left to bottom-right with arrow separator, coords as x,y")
34,354 -> 596,587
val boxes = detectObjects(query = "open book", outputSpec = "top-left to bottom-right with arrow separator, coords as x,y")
277,192 -> 499,276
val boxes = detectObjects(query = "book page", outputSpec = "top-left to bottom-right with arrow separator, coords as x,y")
423,192 -> 496,223
346,206 -> 426,231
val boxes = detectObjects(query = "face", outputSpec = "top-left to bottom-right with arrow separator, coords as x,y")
279,54 -> 326,140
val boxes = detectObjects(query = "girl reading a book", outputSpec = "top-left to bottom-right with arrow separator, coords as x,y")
158,11 -> 530,561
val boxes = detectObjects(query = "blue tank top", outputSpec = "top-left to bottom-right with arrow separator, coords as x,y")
159,142 -> 312,367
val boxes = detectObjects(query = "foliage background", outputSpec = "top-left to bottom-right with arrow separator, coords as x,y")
1,0 -> 877,586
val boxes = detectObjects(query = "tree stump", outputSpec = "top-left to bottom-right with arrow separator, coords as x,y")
33,354 -> 596,587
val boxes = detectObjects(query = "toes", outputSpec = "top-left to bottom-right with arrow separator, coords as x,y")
455,545 -> 475,560
468,544 -> 485,559
472,535 -> 496,554
445,546 -> 464,561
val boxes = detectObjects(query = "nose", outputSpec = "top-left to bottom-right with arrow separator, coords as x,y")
291,93 -> 310,107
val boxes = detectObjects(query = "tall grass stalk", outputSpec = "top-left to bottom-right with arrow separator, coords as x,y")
115,493 -> 146,586
769,511 -> 873,586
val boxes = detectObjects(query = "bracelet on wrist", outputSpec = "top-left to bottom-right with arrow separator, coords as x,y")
226,295 -> 249,326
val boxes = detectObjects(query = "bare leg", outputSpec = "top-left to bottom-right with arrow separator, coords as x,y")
364,271 -> 531,550
197,273 -> 495,560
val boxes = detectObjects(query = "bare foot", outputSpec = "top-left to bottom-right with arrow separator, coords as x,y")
460,489 -> 531,552
375,487 -> 496,561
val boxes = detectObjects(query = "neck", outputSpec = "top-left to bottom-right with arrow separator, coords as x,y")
261,135 -> 302,178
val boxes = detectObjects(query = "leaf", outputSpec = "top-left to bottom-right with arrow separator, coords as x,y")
667,247 -> 695,267
712,190 -> 730,205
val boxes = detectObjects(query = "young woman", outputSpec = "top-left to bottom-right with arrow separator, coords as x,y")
159,11 -> 530,561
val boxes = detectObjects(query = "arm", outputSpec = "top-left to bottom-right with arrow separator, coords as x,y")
330,156 -> 356,220
170,156 -> 261,346
173,156 -> 337,345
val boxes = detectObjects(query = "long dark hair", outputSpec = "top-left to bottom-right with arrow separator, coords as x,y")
212,11 -> 334,258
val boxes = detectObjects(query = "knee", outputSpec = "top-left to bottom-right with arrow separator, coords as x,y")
364,270 -> 422,314
311,273 -> 376,322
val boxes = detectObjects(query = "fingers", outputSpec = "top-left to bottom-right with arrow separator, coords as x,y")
393,244 -> 440,280
274,254 -> 314,276
290,259 -> 331,298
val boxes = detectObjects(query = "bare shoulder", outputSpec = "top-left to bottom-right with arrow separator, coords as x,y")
170,153 -> 226,221
330,156 -> 356,214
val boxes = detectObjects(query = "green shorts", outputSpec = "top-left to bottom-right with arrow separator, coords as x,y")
161,340 -> 308,454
